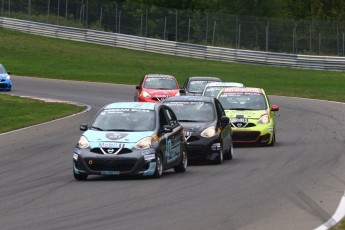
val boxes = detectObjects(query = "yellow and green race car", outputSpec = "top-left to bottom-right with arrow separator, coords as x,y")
217,87 -> 279,146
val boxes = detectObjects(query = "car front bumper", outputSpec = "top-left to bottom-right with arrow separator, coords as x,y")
185,134 -> 221,161
0,80 -> 12,91
232,124 -> 274,145
73,147 -> 158,177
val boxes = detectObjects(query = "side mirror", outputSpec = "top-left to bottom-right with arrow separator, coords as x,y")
162,125 -> 173,133
80,123 -> 88,131
271,105 -> 279,111
7,72 -> 11,74
136,85 -> 141,90
179,89 -> 186,94
220,116 -> 230,128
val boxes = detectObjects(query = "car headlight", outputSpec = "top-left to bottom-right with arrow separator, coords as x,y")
134,137 -> 152,149
201,126 -> 216,138
78,136 -> 90,149
175,92 -> 180,96
258,114 -> 269,124
141,91 -> 151,98
6,75 -> 10,80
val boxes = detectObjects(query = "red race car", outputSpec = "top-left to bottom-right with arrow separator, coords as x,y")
134,74 -> 180,102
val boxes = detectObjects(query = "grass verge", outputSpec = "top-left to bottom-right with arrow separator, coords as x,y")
1,28 -> 345,102
0,94 -> 84,133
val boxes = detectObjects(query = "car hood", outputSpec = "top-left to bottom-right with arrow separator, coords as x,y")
145,89 -> 179,97
83,130 -> 155,148
179,121 -> 215,132
225,110 -> 267,119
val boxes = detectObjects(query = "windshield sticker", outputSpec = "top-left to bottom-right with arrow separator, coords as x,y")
165,101 -> 205,106
103,108 -> 151,114
147,77 -> 173,81
223,88 -> 262,94
206,87 -> 221,91
191,80 -> 208,84
106,133 -> 128,140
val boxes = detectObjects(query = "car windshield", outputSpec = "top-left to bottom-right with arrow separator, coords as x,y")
144,77 -> 178,89
165,101 -> 215,122
0,66 -> 5,74
203,86 -> 225,97
188,80 -> 211,93
91,108 -> 155,131
218,92 -> 267,110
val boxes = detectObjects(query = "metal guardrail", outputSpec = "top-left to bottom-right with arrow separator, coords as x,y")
2,17 -> 345,71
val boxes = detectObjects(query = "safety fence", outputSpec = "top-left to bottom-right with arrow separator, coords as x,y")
1,17 -> 345,71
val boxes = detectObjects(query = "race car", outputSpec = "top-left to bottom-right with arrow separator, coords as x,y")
217,87 -> 279,146
179,76 -> 222,96
164,96 -> 233,164
0,64 -> 12,91
202,82 -> 245,97
134,74 -> 180,102
73,102 -> 188,180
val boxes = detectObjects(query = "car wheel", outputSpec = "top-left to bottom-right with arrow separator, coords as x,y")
224,144 -> 233,160
214,147 -> 223,165
268,132 -> 276,146
174,149 -> 187,173
153,154 -> 163,178
73,166 -> 88,181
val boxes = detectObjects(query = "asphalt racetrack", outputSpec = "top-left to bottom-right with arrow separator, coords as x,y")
1,76 -> 344,230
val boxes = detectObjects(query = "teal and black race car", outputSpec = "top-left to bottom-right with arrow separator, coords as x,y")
217,87 -> 279,146
73,102 -> 188,180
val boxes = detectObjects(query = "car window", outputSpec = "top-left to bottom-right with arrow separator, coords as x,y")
92,108 -> 155,131
188,81 -> 210,93
159,108 -> 170,128
214,99 -> 225,118
218,92 -> 267,110
0,66 -> 5,74
203,86 -> 223,97
144,77 -> 178,89
165,101 -> 215,122
165,107 -> 179,127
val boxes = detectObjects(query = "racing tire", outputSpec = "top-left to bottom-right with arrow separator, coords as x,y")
153,154 -> 163,178
73,169 -> 88,181
214,148 -> 223,165
268,132 -> 276,146
224,144 -> 233,160
174,149 -> 188,173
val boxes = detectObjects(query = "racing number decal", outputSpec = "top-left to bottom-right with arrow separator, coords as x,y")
164,134 -> 181,164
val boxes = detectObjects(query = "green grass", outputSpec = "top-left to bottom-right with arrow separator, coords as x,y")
0,27 -> 344,229
0,94 -> 84,133
2,28 -> 345,102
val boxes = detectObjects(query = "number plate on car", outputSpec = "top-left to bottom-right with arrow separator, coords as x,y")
231,118 -> 248,123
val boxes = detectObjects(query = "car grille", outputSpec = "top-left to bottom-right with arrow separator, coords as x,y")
85,158 -> 137,172
91,148 -> 132,155
231,122 -> 256,128
152,97 -> 168,101
0,83 -> 9,88
232,131 -> 261,142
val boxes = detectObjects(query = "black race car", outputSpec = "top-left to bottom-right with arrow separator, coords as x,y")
164,96 -> 233,164
179,76 -> 222,96
73,102 -> 188,180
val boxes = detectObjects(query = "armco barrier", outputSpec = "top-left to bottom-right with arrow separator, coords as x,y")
1,17 -> 345,71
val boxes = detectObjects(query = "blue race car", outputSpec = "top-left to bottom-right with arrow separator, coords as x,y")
0,64 -> 12,91
73,102 -> 188,180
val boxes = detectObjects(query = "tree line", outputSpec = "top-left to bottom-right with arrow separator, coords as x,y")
8,0 -> 345,22
5,0 -> 345,55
